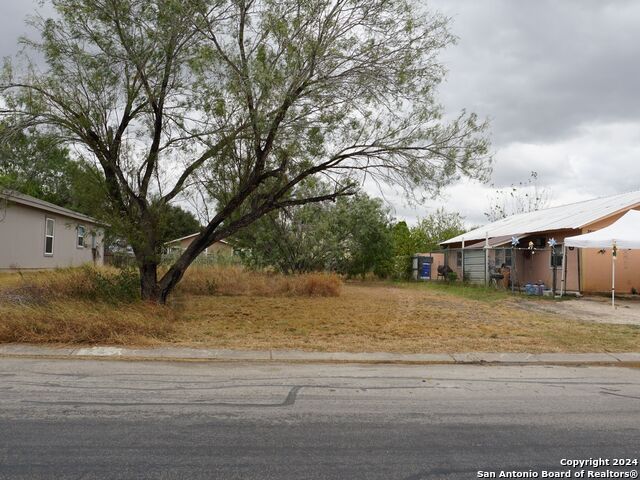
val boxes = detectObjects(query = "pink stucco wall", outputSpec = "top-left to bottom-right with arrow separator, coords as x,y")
580,208 -> 640,294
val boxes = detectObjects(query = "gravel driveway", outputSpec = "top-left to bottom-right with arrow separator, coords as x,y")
519,296 -> 640,326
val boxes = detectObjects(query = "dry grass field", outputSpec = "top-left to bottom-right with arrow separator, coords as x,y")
1,266 -> 639,352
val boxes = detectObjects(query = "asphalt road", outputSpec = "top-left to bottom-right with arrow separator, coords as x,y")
0,358 -> 639,480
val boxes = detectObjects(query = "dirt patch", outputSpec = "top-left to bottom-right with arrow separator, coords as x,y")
516,296 -> 640,326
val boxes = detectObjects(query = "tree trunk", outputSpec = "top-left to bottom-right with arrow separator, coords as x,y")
140,261 -> 161,302
157,266 -> 183,304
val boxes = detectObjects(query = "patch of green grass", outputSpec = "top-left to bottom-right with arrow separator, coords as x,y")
398,280 -> 576,304
399,280 -> 514,302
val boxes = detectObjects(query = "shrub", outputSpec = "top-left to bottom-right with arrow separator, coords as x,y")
446,271 -> 458,283
176,265 -> 341,297
0,300 -> 174,344
0,266 -> 140,305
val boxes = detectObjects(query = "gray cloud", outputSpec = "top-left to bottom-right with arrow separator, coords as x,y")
432,0 -> 640,146
0,1 -> 45,60
2,0 -> 639,228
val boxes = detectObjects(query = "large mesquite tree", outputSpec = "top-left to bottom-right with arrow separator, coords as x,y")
1,0 -> 491,302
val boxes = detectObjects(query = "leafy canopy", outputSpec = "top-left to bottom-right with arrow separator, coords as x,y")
1,0 -> 491,300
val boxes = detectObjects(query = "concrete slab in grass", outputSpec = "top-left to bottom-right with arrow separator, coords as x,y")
451,352 -> 537,363
271,350 -> 455,363
0,344 -> 77,356
533,353 -> 620,363
605,352 -> 640,362
74,347 -> 272,361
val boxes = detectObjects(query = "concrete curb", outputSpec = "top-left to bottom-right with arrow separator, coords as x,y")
1,344 -> 639,366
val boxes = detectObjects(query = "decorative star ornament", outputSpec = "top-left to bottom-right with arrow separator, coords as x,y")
511,236 -> 520,247
547,238 -> 557,248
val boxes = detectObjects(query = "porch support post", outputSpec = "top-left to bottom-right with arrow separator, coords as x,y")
560,244 -> 567,297
484,232 -> 489,286
461,238 -> 465,282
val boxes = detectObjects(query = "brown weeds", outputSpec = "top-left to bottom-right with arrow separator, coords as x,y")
176,265 -> 341,297
0,300 -> 174,344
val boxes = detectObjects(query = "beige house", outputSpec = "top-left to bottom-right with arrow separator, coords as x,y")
165,232 -> 233,258
441,191 -> 640,294
0,191 -> 105,271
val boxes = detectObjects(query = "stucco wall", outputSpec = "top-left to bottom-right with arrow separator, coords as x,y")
580,208 -> 640,293
514,230 -> 580,292
430,253 -> 445,280
0,201 -> 104,270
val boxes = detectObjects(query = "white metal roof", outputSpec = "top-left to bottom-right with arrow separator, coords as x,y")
165,232 -> 230,245
442,190 -> 640,245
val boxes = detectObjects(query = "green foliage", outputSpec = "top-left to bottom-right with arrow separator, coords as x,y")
0,122 -> 200,253
157,204 -> 201,244
413,209 -> 466,252
0,123 -> 105,215
84,267 -> 141,304
386,209 -> 465,279
1,0 -> 491,301
235,186 -> 392,277
447,271 -> 458,283
10,266 -> 141,304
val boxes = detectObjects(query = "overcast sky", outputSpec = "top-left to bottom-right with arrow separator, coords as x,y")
2,0 -> 640,226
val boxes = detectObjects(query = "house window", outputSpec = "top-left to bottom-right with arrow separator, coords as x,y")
550,244 -> 563,268
77,225 -> 86,248
495,249 -> 512,267
456,251 -> 462,267
45,218 -> 55,256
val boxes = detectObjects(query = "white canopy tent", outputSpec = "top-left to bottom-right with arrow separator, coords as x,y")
563,210 -> 640,307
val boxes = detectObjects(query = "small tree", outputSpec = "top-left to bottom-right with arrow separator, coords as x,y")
235,185 -> 392,276
0,122 -> 103,213
386,209 -> 465,279
1,0 -> 491,302
413,208 -> 466,252
485,171 -> 550,221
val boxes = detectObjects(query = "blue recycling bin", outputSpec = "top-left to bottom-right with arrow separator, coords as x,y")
420,262 -> 431,280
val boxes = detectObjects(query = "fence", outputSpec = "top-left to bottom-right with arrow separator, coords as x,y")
104,251 -> 241,268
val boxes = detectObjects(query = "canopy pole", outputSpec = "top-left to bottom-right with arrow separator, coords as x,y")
612,243 -> 616,309
560,244 -> 567,297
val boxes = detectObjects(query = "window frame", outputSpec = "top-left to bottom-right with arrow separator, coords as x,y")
504,248 -> 513,267
44,217 -> 55,256
77,225 -> 86,249
456,251 -> 462,267
550,244 -> 564,269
